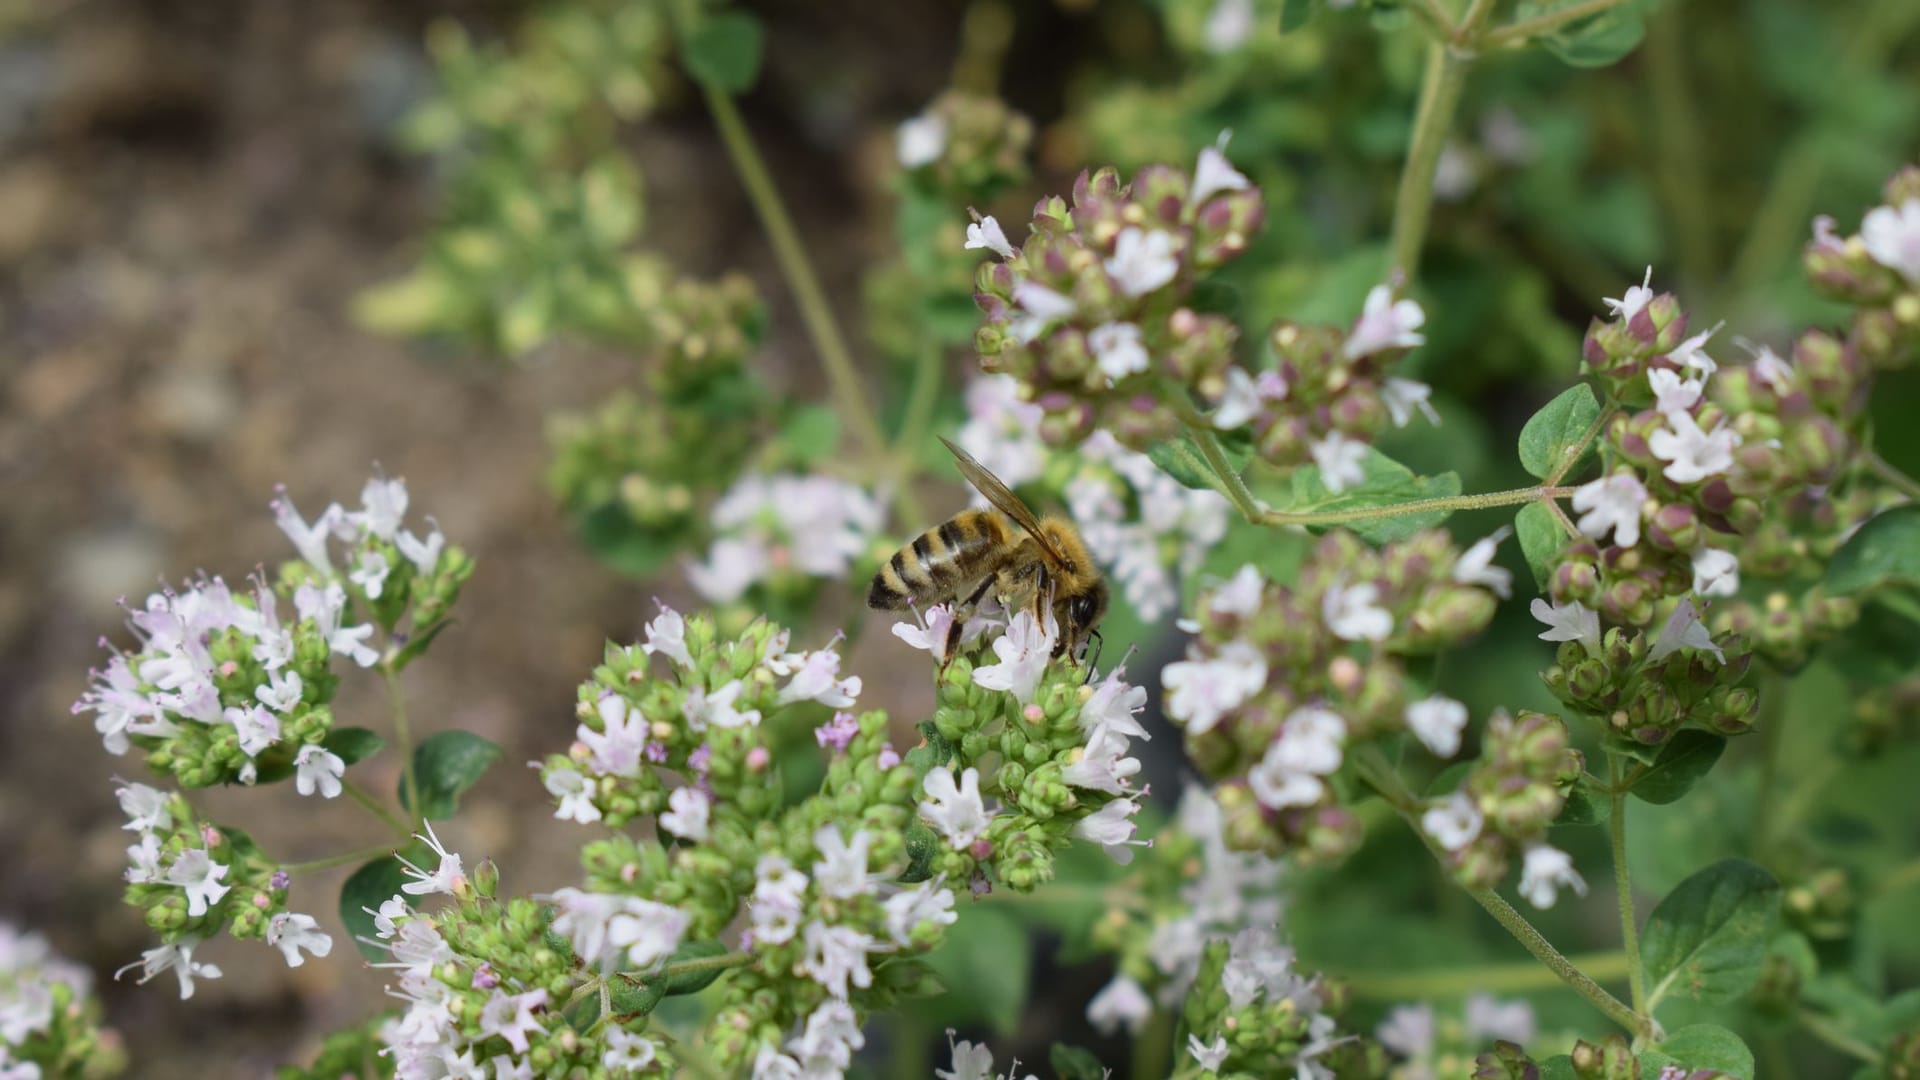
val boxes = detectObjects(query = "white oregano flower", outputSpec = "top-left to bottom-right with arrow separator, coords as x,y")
1405,695 -> 1468,758
1531,598 -> 1600,655
1601,266 -> 1654,322
1861,198 -> 1920,283
1518,843 -> 1589,909
964,214 -> 1017,260
1422,791 -> 1483,852
1344,284 -> 1426,358
1104,228 -> 1179,297
1309,431 -> 1368,493
1571,472 -> 1648,548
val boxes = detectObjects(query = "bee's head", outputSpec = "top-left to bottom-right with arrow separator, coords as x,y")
1066,581 -> 1109,638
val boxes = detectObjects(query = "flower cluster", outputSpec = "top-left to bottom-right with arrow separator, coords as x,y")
1803,163 -> 1920,370
968,141 -> 1266,450
1,923 -> 124,1078
684,473 -> 886,606
112,781 -> 333,998
1163,529 -> 1508,859
896,89 -> 1035,202
1375,992 -> 1538,1080
524,604 -> 1149,1077
1228,285 -> 1437,489
959,374 -> 1231,622
1538,597 -> 1758,748
1485,1033 -> 1736,1080
1079,788 -> 1373,1077
1418,710 -> 1586,904
1563,264 -> 1886,668
73,476 -> 470,789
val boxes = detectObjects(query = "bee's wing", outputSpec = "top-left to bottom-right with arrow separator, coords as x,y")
939,436 -> 1071,565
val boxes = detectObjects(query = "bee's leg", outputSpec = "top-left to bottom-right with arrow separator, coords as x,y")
941,577 -> 997,669
1081,630 -> 1104,683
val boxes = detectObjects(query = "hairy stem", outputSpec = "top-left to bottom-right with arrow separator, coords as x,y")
895,339 -> 946,459
1343,950 -> 1633,998
695,81 -> 921,524
1481,0 -> 1641,49
382,660 -> 422,831
1867,449 -> 1920,501
1389,42 -> 1470,281
1607,755 -> 1649,1018
1184,421 -> 1266,522
283,842 -> 400,875
1355,749 -> 1655,1039
1798,1008 -> 1883,1064
1261,485 -> 1575,527
341,777 -> 412,839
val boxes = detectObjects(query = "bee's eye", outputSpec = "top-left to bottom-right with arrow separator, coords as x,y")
1070,594 -> 1097,623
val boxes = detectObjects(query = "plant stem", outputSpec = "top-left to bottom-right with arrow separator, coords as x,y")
1342,950 -> 1632,998
1389,42 -> 1470,281
1644,4 -> 1714,287
1261,485 -> 1575,528
1408,0 -> 1455,40
1133,1006 -> 1174,1080
1607,755 -> 1649,1017
1867,449 -> 1920,501
1181,420 -> 1265,522
652,949 -> 756,981
1481,0 -> 1641,49
1354,749 -> 1654,1040
382,660 -> 423,831
1798,1008 -> 1883,1064
696,82 -> 919,524
284,842 -> 399,875
342,777 -> 412,838
894,339 -> 946,458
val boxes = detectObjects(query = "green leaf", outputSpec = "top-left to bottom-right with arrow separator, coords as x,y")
1513,500 -> 1564,591
1265,447 -> 1462,544
1279,0 -> 1316,33
681,12 -> 765,93
899,821 -> 939,884
388,617 -> 457,673
340,853 -> 418,961
923,903 -> 1031,1034
1601,727 -> 1662,767
661,940 -> 733,996
1539,1056 -> 1577,1080
608,973 -> 666,1017
402,731 -> 504,820
1826,505 -> 1920,595
1556,774 -> 1611,826
904,721 -> 954,776
1517,383 -> 1602,480
1147,433 -> 1241,492
324,727 -> 385,766
1515,0 -> 1653,68
1638,1023 -> 1756,1079
1642,859 -> 1782,1012
1630,730 -> 1728,805
576,503 -> 687,577
780,405 -> 840,467
564,990 -> 602,1031
1050,1044 -> 1109,1080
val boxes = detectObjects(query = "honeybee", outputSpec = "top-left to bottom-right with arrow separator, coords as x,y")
868,437 -> 1109,663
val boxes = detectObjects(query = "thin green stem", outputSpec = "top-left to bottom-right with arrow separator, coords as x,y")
1727,0 -> 1919,298
638,949 -> 755,982
1354,749 -> 1655,1040
342,777 -> 411,839
1261,485 -> 1575,528
283,842 -> 399,875
1481,0 -> 1639,49
1408,0 -> 1455,40
695,81 -> 919,524
1455,0 -> 1501,41
1389,42 -> 1471,281
1867,449 -> 1920,501
1343,950 -> 1632,998
894,339 -> 946,458
1607,755 -> 1649,1018
1132,1006 -> 1174,1080
1749,671 -> 1789,858
383,661 -> 423,830
1644,4 -> 1714,287
1798,1009 -> 1882,1064
1183,421 -> 1265,523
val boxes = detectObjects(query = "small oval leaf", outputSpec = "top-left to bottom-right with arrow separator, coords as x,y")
1826,505 -> 1920,596
403,731 -> 504,820
682,12 -> 765,94
324,727 -> 386,766
1513,500 -> 1564,591
1630,730 -> 1727,805
1637,1023 -> 1755,1079
1518,383 -> 1602,480
1642,858 -> 1782,1012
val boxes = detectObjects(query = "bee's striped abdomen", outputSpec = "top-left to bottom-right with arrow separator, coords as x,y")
867,512 -> 1007,610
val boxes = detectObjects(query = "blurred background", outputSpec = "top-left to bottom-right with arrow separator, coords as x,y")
2,0 -> 1917,1075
